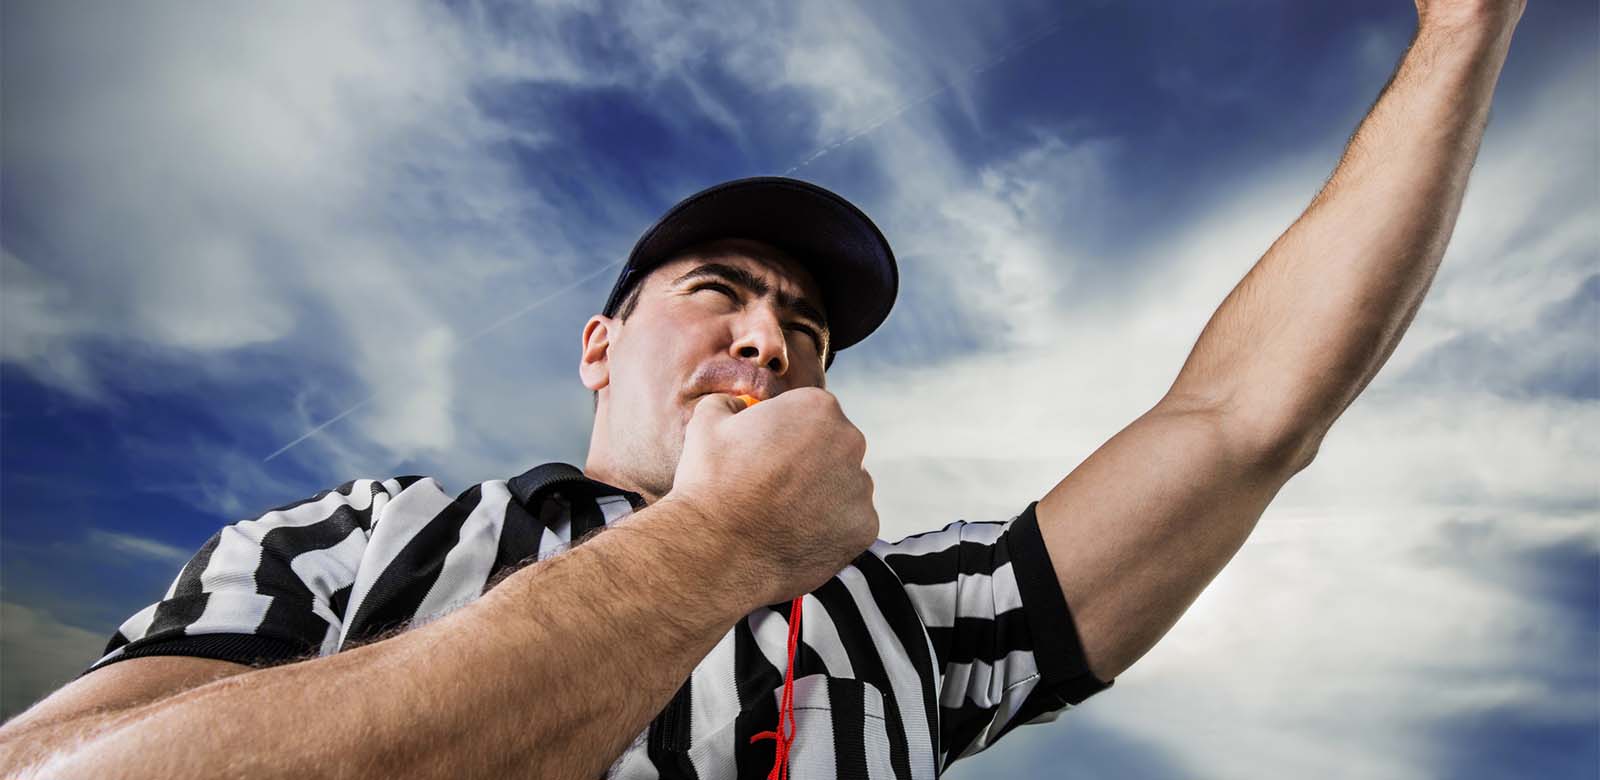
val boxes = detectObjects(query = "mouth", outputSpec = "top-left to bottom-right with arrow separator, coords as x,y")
702,388 -> 767,403
688,362 -> 779,405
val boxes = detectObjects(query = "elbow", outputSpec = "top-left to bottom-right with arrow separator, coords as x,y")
1161,389 -> 1326,476
1235,410 -> 1326,478
1255,427 -> 1323,477
1212,401 -> 1325,477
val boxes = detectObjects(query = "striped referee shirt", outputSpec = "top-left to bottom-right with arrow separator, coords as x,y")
89,463 -> 1113,778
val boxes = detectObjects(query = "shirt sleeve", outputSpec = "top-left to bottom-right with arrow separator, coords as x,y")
83,479 -> 396,675
877,500 -> 1113,770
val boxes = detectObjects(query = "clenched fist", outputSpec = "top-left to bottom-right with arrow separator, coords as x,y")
662,388 -> 879,606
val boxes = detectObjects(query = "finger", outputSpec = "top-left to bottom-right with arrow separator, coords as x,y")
691,393 -> 746,422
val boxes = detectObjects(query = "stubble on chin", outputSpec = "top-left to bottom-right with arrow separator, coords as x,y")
613,414 -> 685,502
647,404 -> 698,499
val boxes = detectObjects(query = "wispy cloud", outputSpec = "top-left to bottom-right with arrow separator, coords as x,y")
3,0 -> 606,476
83,530 -> 191,567
0,249 -> 107,403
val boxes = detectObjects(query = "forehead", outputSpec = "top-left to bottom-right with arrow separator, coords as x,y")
648,239 -> 824,310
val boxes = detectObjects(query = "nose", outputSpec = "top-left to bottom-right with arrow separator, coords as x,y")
730,307 -> 789,375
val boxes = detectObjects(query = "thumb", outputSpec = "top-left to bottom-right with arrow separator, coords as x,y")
690,393 -> 746,424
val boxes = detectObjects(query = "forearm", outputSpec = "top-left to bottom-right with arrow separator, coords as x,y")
1168,16 -> 1519,459
25,498 -> 760,780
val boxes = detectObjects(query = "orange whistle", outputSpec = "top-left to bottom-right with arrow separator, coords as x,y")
734,394 -> 760,409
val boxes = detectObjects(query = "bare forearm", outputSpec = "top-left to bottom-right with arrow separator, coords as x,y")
1169,16 -> 1519,459
25,499 -> 759,780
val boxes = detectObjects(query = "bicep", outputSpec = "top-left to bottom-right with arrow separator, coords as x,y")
1,656 -> 250,735
1037,400 -> 1303,682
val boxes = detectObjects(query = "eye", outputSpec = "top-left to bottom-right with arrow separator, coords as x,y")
787,323 -> 822,350
692,281 -> 739,301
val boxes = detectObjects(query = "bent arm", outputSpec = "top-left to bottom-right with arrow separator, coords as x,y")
1038,10 -> 1522,683
12,498 -> 760,780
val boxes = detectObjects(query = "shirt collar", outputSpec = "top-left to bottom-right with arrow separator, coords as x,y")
507,462 -> 645,515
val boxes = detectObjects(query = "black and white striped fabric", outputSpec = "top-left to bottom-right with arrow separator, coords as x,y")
89,463 -> 1113,777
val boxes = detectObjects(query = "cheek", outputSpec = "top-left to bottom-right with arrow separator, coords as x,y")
617,315 -> 707,393
658,310 -> 725,356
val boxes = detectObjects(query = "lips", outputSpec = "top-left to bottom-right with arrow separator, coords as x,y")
692,388 -> 767,406
715,388 -> 766,402
689,361 -> 780,403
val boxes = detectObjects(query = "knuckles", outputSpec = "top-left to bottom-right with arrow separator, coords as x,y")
845,427 -> 867,458
676,386 -> 878,560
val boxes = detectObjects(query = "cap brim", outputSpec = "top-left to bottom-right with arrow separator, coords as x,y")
604,177 -> 898,359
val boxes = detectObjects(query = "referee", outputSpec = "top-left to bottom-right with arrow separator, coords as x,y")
1,3 -> 1526,776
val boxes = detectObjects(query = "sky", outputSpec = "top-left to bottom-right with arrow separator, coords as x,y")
2,0 -> 1596,777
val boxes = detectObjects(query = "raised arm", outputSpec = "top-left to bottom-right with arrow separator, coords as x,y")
1035,2 -> 1525,683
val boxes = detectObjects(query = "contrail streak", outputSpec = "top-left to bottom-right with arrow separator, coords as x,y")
262,397 -> 372,463
783,13 -> 1075,176
263,259 -> 623,462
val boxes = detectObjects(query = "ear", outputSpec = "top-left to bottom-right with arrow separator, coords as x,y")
580,315 -> 615,392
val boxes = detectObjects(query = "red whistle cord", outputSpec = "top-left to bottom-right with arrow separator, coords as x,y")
748,596 -> 804,780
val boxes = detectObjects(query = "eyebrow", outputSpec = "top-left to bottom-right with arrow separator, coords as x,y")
671,262 -> 829,330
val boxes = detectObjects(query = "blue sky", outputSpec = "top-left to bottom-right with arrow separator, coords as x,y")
3,1 -> 1596,777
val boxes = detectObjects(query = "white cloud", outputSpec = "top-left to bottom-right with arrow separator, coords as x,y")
1,249 -> 106,402
83,531 -> 191,567
3,0 -> 593,472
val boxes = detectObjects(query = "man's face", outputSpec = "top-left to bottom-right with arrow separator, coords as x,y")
580,238 -> 831,499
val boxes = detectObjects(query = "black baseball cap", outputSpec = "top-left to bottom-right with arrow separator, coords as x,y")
602,176 -> 899,368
